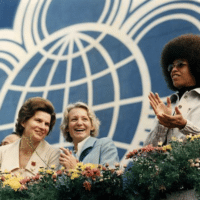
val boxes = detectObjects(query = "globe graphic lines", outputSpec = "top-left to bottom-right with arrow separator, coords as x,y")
0,27 -> 149,163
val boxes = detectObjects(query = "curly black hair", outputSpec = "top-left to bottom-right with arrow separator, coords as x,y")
161,34 -> 200,91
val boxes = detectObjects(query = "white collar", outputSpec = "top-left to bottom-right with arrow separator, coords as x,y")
75,136 -> 90,159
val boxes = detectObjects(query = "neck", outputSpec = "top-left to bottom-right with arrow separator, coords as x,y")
74,143 -> 78,151
179,85 -> 196,91
20,136 -> 39,153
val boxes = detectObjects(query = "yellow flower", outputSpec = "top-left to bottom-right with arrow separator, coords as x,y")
83,163 -> 98,169
162,144 -> 172,151
186,134 -> 192,139
3,176 -> 22,191
4,169 -> 9,173
46,169 -> 54,175
171,137 -> 177,141
51,165 -> 56,169
4,174 -> 12,179
71,172 -> 80,180
166,144 -> 172,150
61,166 -> 65,171
158,141 -> 163,146
38,168 -> 45,173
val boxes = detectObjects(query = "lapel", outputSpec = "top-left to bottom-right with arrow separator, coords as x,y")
1,139 -> 50,175
25,140 -> 50,174
79,137 -> 97,162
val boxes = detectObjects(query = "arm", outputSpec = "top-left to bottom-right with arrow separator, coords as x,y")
47,148 -> 61,170
180,120 -> 200,135
149,92 -> 187,129
143,118 -> 169,147
144,92 -> 173,146
99,138 -> 119,168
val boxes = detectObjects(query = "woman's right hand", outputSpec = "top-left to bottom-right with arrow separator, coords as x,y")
59,147 -> 78,169
148,92 -> 172,117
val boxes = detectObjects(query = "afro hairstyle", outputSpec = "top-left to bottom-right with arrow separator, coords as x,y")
161,33 -> 200,91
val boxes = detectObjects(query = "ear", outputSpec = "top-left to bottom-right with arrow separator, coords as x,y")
21,121 -> 25,128
91,126 -> 95,132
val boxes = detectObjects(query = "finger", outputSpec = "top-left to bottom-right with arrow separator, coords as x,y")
60,153 -> 70,159
166,97 -> 171,108
60,147 -> 71,155
174,106 -> 182,115
59,156 -> 68,161
150,101 -> 158,115
161,113 -> 174,121
149,92 -> 159,105
157,114 -> 172,123
155,93 -> 162,104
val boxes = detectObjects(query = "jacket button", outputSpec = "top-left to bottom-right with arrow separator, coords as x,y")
178,105 -> 182,109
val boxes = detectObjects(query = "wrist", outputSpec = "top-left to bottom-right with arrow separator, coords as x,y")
178,119 -> 187,130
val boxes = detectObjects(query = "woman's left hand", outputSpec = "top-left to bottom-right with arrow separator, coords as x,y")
59,147 -> 78,169
158,106 -> 187,129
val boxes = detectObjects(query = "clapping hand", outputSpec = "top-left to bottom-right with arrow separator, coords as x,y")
149,92 -> 186,129
59,147 -> 78,169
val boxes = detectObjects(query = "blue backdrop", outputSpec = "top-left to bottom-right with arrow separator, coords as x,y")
0,0 -> 200,165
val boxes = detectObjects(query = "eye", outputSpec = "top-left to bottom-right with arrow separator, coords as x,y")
45,122 -> 50,127
83,117 -> 89,121
35,118 -> 41,122
178,63 -> 184,67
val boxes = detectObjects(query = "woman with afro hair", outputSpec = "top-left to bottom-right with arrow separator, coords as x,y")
144,34 -> 200,146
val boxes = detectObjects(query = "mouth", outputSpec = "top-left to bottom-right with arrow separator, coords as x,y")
75,129 -> 85,133
35,131 -> 45,136
171,74 -> 180,79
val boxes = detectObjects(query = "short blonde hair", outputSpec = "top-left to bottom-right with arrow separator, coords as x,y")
60,102 -> 100,142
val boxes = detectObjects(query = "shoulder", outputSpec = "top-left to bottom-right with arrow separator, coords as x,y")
40,140 -> 60,154
0,144 -> 12,153
94,137 -> 114,145
0,140 -> 19,153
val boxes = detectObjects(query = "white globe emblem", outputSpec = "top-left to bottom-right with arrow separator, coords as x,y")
0,24 -> 151,165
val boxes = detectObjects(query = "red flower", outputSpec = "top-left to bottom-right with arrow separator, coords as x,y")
1,176 -> 5,181
52,174 -> 57,179
126,150 -> 138,159
56,170 -> 63,176
83,181 -> 91,191
20,185 -> 28,191
92,169 -> 100,176
82,169 -> 94,177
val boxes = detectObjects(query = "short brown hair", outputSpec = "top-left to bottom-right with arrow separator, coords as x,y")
15,97 -> 56,136
60,102 -> 100,143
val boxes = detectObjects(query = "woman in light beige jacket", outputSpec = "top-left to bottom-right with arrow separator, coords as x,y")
0,97 -> 60,177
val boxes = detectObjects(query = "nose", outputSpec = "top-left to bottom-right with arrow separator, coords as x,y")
39,122 -> 46,129
170,65 -> 178,75
77,119 -> 83,125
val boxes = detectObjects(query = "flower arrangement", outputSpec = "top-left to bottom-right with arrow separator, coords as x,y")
56,162 -> 124,200
3,136 -> 200,200
0,163 -> 125,200
124,135 -> 200,200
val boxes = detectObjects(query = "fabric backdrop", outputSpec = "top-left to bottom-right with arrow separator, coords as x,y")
0,0 -> 199,165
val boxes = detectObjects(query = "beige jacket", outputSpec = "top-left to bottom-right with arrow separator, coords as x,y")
0,139 -> 60,177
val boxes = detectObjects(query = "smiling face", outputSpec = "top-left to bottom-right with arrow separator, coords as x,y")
21,111 -> 51,145
170,59 -> 196,89
67,107 -> 94,145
